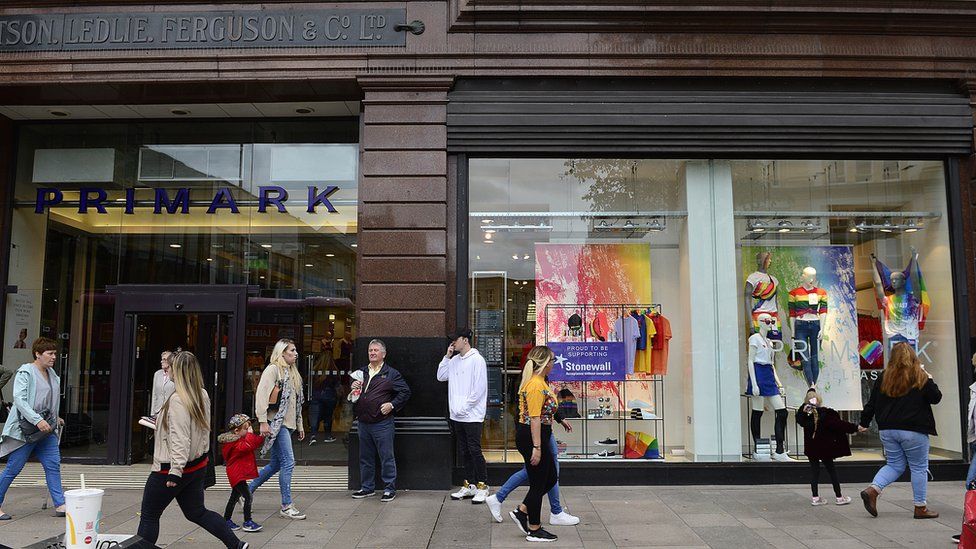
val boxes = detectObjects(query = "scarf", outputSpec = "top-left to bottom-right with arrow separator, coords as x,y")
260,365 -> 304,457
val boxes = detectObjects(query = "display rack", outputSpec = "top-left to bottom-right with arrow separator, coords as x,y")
544,303 -> 667,461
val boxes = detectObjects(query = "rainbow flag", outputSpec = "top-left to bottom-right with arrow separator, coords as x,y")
916,260 -> 930,330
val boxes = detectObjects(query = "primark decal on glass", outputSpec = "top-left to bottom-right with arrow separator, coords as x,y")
548,342 -> 626,382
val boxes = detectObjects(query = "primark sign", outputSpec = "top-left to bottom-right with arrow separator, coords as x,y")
0,9 -> 406,51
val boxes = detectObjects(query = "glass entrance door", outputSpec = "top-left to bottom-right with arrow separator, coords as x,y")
127,313 -> 231,464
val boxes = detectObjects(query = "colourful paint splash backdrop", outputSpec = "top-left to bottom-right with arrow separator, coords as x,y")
536,243 -> 654,410
742,245 -> 861,410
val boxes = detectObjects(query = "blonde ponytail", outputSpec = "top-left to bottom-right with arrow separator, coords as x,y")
518,346 -> 555,391
518,359 -> 536,392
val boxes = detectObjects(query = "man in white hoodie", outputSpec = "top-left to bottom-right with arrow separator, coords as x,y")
437,328 -> 489,503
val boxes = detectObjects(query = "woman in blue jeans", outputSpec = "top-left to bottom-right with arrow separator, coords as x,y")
484,412 -> 579,526
859,342 -> 941,519
0,337 -> 65,520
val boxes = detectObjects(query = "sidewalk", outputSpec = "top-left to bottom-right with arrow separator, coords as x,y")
0,481 -> 963,548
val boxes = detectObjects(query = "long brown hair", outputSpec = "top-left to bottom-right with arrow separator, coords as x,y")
805,389 -> 822,437
159,351 -> 210,431
880,342 -> 929,398
518,346 -> 555,392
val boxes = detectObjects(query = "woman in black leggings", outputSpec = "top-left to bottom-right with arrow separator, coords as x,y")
508,345 -> 560,542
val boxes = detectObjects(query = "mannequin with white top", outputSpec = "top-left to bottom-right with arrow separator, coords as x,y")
789,267 -> 828,388
746,313 -> 793,462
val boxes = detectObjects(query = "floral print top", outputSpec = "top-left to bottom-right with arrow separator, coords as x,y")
518,375 -> 558,425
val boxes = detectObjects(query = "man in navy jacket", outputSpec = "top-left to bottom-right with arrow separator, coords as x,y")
351,339 -> 411,502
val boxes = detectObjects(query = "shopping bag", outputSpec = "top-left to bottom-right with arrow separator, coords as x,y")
960,489 -> 976,549
624,431 -> 656,459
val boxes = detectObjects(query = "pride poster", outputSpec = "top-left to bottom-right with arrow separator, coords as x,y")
743,245 -> 861,410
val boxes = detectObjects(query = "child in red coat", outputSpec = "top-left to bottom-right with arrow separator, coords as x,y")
218,414 -> 264,532
796,389 -> 859,506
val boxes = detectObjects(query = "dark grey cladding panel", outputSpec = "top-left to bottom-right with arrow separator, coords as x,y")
447,79 -> 974,156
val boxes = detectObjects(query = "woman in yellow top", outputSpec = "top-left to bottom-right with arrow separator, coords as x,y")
508,345 -> 560,543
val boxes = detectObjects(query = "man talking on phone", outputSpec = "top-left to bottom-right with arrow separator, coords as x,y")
437,328 -> 489,504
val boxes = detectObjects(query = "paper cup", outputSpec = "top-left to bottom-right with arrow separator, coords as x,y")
64,488 -> 104,549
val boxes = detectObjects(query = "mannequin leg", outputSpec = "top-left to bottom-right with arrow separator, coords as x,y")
774,409 -> 788,454
750,410 -> 763,442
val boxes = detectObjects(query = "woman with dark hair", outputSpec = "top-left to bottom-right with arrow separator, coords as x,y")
859,342 -> 942,519
136,351 -> 246,549
0,337 -> 65,520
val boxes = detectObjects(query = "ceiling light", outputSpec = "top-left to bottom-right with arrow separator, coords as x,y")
904,219 -> 920,233
483,239 -> 494,244
777,220 -> 793,233
351,243 -> 358,248
598,220 -> 610,228
169,243 -> 182,248
523,254 -> 530,260
475,255 -> 481,260
748,219 -> 767,233
206,258 -> 213,262
49,110 -> 70,117
336,278 -> 344,282
484,233 -> 493,240
482,219 -> 492,224
259,275 -> 266,279
483,228 -> 496,234
295,107 -> 315,115
800,219 -> 818,231
170,108 -> 191,116
647,217 -> 665,232
512,254 -> 519,260
305,263 -> 314,267
880,220 -> 893,233
848,223 -> 859,233
261,244 -> 272,248
326,253 -> 335,257
624,220 -> 635,228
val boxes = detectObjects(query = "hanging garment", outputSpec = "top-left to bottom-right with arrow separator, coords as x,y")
614,314 -> 640,375
650,314 -> 672,376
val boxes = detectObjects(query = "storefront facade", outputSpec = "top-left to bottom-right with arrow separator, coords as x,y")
0,1 -> 974,487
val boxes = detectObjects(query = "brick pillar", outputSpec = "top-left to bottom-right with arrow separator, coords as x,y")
349,76 -> 455,490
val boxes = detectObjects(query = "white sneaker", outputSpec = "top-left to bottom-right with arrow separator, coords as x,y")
485,494 -> 503,523
811,496 -> 828,506
549,510 -> 580,526
835,496 -> 852,505
279,505 -> 306,520
472,483 -> 489,504
771,452 -> 796,462
751,452 -> 771,462
451,482 -> 477,500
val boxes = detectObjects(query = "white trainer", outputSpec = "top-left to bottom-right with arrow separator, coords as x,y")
279,504 -> 306,520
451,482 -> 477,500
485,494 -> 503,522
549,510 -> 580,526
472,483 -> 489,504
771,452 -> 796,462
811,496 -> 828,506
835,496 -> 852,505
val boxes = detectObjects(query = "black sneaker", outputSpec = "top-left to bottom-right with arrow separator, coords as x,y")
595,438 -> 618,446
526,527 -> 558,542
352,490 -> 375,499
952,533 -> 961,543
380,491 -> 396,502
510,509 -> 529,535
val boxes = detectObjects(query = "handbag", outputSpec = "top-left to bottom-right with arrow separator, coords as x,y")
267,380 -> 282,413
19,409 -> 55,444
961,487 -> 976,549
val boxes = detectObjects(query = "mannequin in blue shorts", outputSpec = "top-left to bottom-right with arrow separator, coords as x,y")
747,313 -> 793,462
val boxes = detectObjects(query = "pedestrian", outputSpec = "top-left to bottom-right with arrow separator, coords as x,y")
486,393 -> 579,526
136,351 -> 246,549
507,345 -> 560,542
859,342 -> 942,519
350,339 -> 411,502
250,338 -> 306,520
0,337 -> 65,520
795,388 -> 857,506
952,352 -> 976,544
140,350 -> 175,429
437,328 -> 489,503
309,335 -> 339,445
218,414 -> 264,532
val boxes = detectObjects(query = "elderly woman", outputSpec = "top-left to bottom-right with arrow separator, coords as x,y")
0,337 -> 65,520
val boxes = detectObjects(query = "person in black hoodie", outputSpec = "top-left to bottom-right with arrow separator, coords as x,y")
350,339 -> 411,502
796,388 -> 858,506
858,342 -> 942,519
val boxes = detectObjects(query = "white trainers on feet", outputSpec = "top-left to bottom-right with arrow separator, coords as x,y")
485,494 -> 503,522
472,482 -> 489,504
279,505 -> 306,520
549,510 -> 580,526
811,496 -> 828,506
451,482 -> 477,500
835,496 -> 852,505
771,452 -> 796,462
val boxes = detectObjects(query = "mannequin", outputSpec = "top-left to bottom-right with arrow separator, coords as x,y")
746,313 -> 793,462
871,248 -> 927,346
788,267 -> 828,388
744,251 -> 781,340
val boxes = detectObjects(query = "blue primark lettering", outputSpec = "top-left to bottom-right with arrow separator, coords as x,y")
124,187 -> 135,214
79,187 -> 108,213
154,188 -> 190,214
206,187 -> 240,214
258,185 -> 288,213
35,188 -> 63,213
307,185 -> 339,213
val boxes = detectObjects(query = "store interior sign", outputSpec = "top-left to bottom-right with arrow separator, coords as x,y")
33,185 -> 339,215
0,10 -> 406,51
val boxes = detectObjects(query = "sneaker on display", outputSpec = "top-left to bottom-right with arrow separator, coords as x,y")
595,438 -> 618,446
549,510 -> 580,526
810,497 -> 828,506
485,494 -> 503,523
626,399 -> 653,410
451,482 -> 477,500
594,450 -> 616,458
241,520 -> 262,532
526,527 -> 559,542
472,482 -> 489,504
510,509 -> 529,535
771,452 -> 796,462
351,490 -> 375,499
279,505 -> 306,520
226,519 -> 241,531
751,452 -> 771,462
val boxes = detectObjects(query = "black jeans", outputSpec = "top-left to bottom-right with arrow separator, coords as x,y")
515,423 -> 558,527
809,458 -> 842,498
137,467 -> 241,548
223,481 -> 252,522
452,420 -> 487,484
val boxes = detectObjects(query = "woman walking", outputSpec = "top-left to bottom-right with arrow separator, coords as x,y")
0,337 -> 65,520
250,338 -> 306,520
859,342 -> 942,519
136,351 -> 246,549
508,346 -> 560,542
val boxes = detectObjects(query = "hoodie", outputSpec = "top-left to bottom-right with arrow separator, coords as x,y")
218,430 -> 264,487
436,348 -> 488,423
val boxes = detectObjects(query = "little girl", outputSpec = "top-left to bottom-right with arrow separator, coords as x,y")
219,414 -> 265,532
795,389 -> 858,505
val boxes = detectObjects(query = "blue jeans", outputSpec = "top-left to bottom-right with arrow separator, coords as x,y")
249,427 -> 294,507
966,442 -> 976,487
793,320 -> 821,386
310,397 -> 338,438
359,418 -> 397,492
871,429 -> 930,505
0,434 -> 65,507
495,433 -> 562,515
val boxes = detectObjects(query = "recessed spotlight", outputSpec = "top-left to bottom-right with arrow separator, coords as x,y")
305,263 -> 314,267
295,107 -> 315,115
482,219 -> 492,224
523,254 -> 530,260
169,243 -> 182,248
260,244 -> 272,248
484,233 -> 493,240
880,220 -> 893,233
206,258 -> 213,262
475,255 -> 481,260
512,254 -> 519,260
483,229 -> 496,234
483,239 -> 494,244
49,110 -> 70,117
350,243 -> 358,248
259,275 -> 266,279
170,108 -> 191,116
336,278 -> 344,282
326,253 -> 335,257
